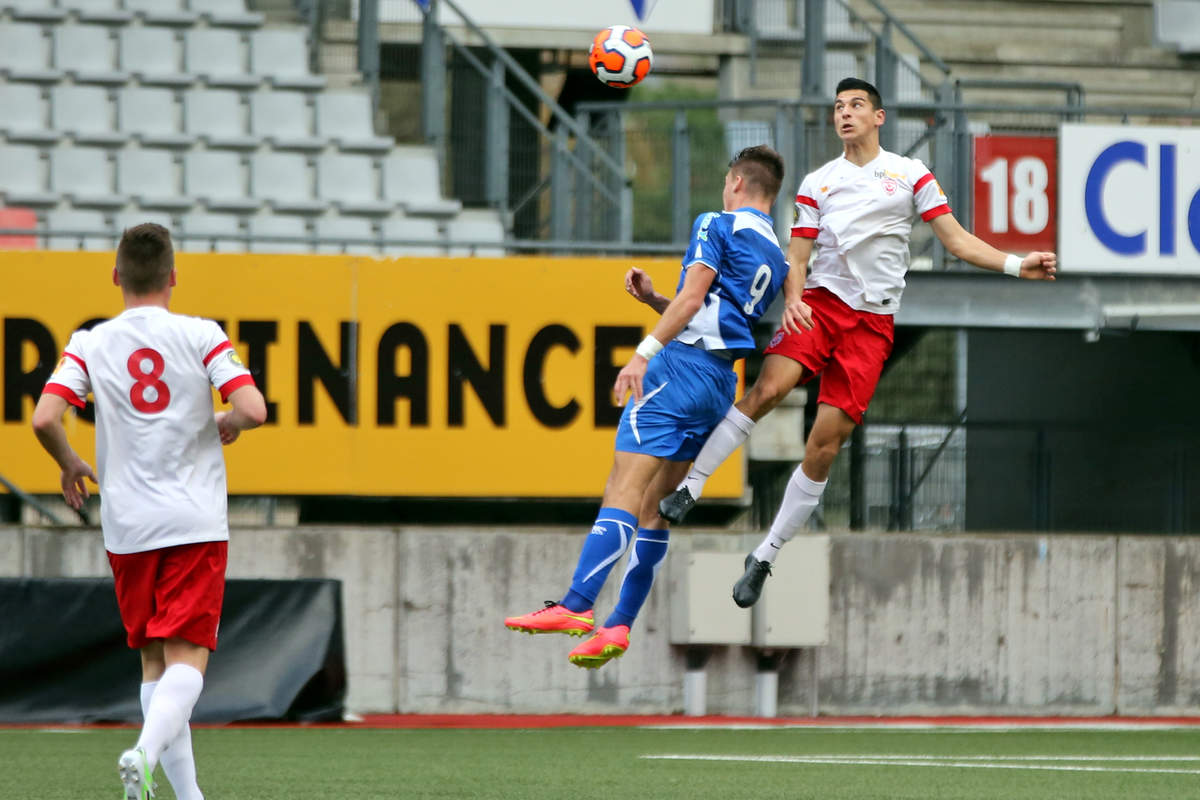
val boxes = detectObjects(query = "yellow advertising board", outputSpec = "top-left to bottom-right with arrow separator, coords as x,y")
1,251 -> 746,499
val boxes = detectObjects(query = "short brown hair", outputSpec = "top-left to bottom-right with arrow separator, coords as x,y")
116,223 -> 174,295
729,145 -> 785,202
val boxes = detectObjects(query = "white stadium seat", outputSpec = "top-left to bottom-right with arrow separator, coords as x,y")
0,144 -> 59,206
50,85 -> 126,146
184,28 -> 258,89
0,22 -> 62,82
382,147 -> 462,217
117,150 -> 193,211
53,24 -> 128,84
315,91 -> 394,153
190,0 -> 264,28
118,87 -> 194,148
315,215 -> 377,255
380,216 -> 445,257
3,0 -> 65,22
119,27 -> 192,87
0,84 -> 57,144
249,29 -> 324,90
183,150 -> 259,213
50,145 -> 126,208
316,153 -> 392,216
446,209 -> 505,257
64,0 -> 132,24
178,212 -> 245,252
250,152 -> 326,214
249,91 -> 325,151
45,208 -> 111,251
183,88 -> 258,149
248,213 -> 309,253
124,0 -> 197,26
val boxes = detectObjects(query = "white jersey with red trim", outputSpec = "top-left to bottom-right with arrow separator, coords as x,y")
791,148 -> 951,314
42,306 -> 255,554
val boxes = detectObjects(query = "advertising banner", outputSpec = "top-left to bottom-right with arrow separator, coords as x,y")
1,253 -> 745,498
1059,123 -> 1200,273
973,135 -> 1057,254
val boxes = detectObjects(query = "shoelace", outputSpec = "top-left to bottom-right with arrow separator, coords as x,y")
532,600 -> 559,614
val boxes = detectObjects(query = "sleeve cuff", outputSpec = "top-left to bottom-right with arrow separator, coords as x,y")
921,204 -> 952,222
43,382 -> 85,409
791,227 -> 819,239
218,374 -> 256,402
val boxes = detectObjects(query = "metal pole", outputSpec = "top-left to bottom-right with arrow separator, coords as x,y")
772,104 -> 792,243
932,81 -> 955,269
875,25 -> 898,153
671,110 -> 690,243
574,111 -> 594,241
0,471 -> 68,525
897,427 -> 912,530
801,0 -> 826,100
485,58 -> 509,213
613,110 -> 633,244
550,123 -> 569,242
357,0 -> 381,113
849,424 -> 865,530
420,0 -> 446,163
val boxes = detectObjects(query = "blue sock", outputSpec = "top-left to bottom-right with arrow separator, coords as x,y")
560,507 -> 638,613
605,527 -> 670,629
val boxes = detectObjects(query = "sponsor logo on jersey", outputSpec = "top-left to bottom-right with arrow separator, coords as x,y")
227,350 -> 245,368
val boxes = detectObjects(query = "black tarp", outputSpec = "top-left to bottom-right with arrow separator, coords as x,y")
0,577 -> 346,723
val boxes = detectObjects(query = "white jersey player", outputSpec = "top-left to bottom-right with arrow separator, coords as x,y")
658,78 -> 1057,609
32,223 -> 266,800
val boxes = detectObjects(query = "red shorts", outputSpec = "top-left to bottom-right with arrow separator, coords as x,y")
107,540 -> 228,651
764,287 -> 894,424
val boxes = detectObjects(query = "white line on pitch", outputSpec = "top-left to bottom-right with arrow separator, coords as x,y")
640,754 -> 1200,776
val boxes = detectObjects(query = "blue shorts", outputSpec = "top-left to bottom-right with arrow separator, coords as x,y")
614,341 -> 737,462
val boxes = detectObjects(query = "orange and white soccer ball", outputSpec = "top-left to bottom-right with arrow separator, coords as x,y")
588,25 -> 653,88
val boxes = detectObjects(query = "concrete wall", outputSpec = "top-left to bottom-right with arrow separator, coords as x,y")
4,524 -> 1198,716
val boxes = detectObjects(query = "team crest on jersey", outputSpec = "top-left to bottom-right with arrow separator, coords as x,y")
227,350 -> 245,368
768,330 -> 785,349
881,177 -> 897,195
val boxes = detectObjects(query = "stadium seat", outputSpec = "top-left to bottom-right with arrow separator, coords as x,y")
190,0 -> 264,28
178,211 -> 244,252
250,152 -> 326,214
183,88 -> 258,149
50,145 -> 126,208
44,208 -> 111,251
124,0 -> 197,26
249,29 -> 324,90
62,0 -> 132,24
0,83 -> 58,145
2,0 -> 65,23
53,24 -> 128,84
0,144 -> 58,206
315,215 -> 377,255
184,28 -> 258,89
0,22 -> 62,82
316,153 -> 392,216
0,206 -> 39,250
381,147 -> 462,216
50,85 -> 127,146
183,150 -> 259,213
119,27 -> 192,87
248,213 -> 309,253
822,51 -> 858,98
113,210 -> 175,234
446,209 -> 505,256
249,90 -> 325,151
118,87 -> 194,148
380,215 -> 445,256
1156,0 -> 1200,54
117,150 -> 193,211
315,91 -> 394,153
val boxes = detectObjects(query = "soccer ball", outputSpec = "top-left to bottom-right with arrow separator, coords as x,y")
588,25 -> 653,88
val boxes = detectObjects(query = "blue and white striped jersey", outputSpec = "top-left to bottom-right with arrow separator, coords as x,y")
673,207 -> 788,358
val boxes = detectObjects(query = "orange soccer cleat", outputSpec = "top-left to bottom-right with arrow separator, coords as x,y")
505,601 -> 594,636
567,625 -> 630,669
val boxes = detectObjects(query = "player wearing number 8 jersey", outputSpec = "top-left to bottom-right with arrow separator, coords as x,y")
505,145 -> 788,668
658,78 -> 1058,608
32,223 -> 267,800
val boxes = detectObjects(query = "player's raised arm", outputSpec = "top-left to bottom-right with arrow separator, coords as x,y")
31,393 -> 97,510
928,213 -> 1057,281
613,263 -> 716,406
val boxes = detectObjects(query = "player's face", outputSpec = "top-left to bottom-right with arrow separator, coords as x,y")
833,90 -> 883,143
721,169 -> 736,210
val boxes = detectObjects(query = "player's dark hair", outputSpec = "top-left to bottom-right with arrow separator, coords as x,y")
729,145 -> 785,202
116,223 -> 174,295
836,77 -> 883,110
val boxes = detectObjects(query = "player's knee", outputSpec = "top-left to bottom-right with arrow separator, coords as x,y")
742,377 -> 792,419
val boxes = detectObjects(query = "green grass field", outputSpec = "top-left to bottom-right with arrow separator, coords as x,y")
8,723 -> 1200,799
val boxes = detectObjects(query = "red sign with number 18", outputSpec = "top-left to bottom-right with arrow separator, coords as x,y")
972,136 -> 1057,254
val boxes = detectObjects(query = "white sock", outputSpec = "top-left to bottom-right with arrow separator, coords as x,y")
136,664 -> 204,771
681,406 -> 755,500
753,464 -> 827,564
140,681 -> 204,800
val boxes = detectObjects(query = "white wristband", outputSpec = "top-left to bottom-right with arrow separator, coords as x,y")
635,335 -> 664,360
1003,253 -> 1022,277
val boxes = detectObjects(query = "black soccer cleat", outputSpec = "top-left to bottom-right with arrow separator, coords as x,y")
732,553 -> 772,608
658,486 -> 696,525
